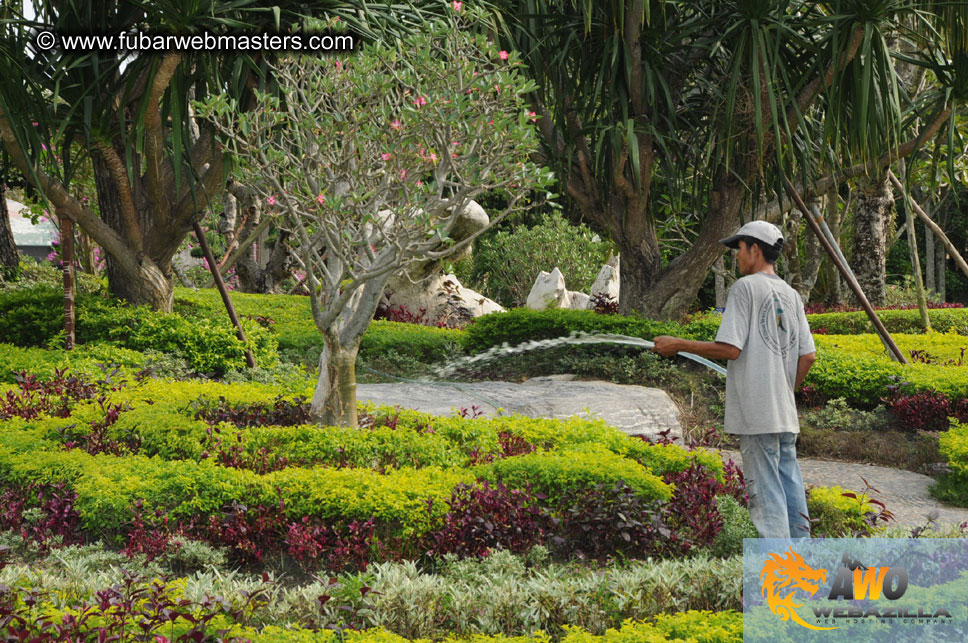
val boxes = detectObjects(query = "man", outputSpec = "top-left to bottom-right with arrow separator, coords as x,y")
653,220 -> 816,538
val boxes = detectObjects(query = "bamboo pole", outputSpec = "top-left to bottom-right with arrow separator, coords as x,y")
193,222 -> 256,368
894,162 -> 930,331
203,216 -> 273,288
782,177 -> 908,365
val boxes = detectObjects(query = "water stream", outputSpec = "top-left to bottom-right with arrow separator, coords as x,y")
435,331 -> 727,379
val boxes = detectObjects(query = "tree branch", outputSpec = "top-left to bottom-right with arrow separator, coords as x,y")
0,107 -> 137,276
96,142 -> 144,253
757,103 -> 953,220
144,53 -> 182,227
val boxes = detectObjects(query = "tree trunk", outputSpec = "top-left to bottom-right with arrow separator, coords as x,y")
781,209 -> 804,293
311,335 -> 361,427
925,219 -> 935,292
92,150 -> 175,311
936,209 -> 946,301
0,185 -> 19,277
824,184 -> 845,306
714,255 -> 726,308
851,176 -> 893,307
800,198 -> 825,301
630,173 -> 747,320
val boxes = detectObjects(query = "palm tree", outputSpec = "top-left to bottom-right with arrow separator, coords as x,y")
494,0 -> 966,319
0,0 -> 443,311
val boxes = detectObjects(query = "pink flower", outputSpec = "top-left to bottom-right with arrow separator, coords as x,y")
429,152 -> 438,163
381,153 -> 391,161
452,1 -> 463,11
390,120 -> 402,130
416,180 -> 423,187
413,96 -> 427,107
266,195 -> 276,205
399,169 -> 408,180
499,50 -> 508,61
529,111 -> 538,122
316,193 -> 325,205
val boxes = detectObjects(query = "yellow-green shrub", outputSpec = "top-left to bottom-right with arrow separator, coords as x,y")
939,419 -> 968,479
476,445 -> 672,504
807,485 -> 875,536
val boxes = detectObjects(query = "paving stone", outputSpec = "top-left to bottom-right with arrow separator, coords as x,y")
721,450 -> 968,528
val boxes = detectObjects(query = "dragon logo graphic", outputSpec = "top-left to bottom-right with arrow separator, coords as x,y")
760,547 -> 837,631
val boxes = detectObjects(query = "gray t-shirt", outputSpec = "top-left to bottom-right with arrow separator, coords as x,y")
714,272 -> 815,435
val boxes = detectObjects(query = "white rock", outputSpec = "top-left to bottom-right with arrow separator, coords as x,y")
589,257 -> 620,302
384,273 -> 504,321
526,267 -> 570,310
567,291 -> 591,310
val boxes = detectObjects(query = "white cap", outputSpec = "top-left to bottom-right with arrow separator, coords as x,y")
720,220 -> 783,249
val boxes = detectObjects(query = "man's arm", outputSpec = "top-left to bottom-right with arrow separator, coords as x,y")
795,351 -> 816,389
652,336 -> 741,360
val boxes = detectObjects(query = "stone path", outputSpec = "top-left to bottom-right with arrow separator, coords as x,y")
721,450 -> 968,528
357,379 -> 968,529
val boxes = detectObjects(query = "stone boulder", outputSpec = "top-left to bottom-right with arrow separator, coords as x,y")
526,267 -> 571,310
383,200 -> 504,321
567,291 -> 591,310
589,255 -> 620,302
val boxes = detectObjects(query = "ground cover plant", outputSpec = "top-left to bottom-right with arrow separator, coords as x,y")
0,294 -> 941,641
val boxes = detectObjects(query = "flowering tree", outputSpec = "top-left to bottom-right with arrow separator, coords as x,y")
201,8 -> 553,427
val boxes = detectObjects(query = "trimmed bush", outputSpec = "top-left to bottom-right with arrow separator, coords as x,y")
807,485 -> 879,536
0,285 -> 277,374
939,419 -> 968,480
462,309 -> 685,354
476,445 -> 673,504
0,374 -> 731,563
808,307 -> 968,336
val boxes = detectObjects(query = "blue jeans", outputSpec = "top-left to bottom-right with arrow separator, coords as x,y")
739,432 -> 811,538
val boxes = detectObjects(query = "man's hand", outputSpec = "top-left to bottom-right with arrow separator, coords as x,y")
652,335 -> 681,357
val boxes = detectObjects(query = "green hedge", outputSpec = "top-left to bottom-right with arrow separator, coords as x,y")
0,342 -> 148,383
0,286 -> 277,375
462,309 -> 687,354
1,378 -> 718,540
808,334 -> 968,406
808,307 -> 968,335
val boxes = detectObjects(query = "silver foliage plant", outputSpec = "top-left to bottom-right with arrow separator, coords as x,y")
200,7 -> 554,426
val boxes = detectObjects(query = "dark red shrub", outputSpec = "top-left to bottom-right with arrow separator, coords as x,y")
0,370 -> 102,420
886,390 -> 968,432
123,500 -> 179,562
285,516 -> 376,572
59,397 -> 135,456
0,483 -> 82,551
428,481 -> 551,559
663,462 -> 729,552
554,481 -> 672,560
194,395 -> 313,428
200,500 -> 288,564
590,292 -> 619,315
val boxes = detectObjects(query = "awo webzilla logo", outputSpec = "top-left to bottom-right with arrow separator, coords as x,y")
760,547 -> 953,630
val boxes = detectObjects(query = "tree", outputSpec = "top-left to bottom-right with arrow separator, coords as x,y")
496,0 -> 966,318
0,0 -> 447,311
200,8 -> 552,426
0,183 -> 19,278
